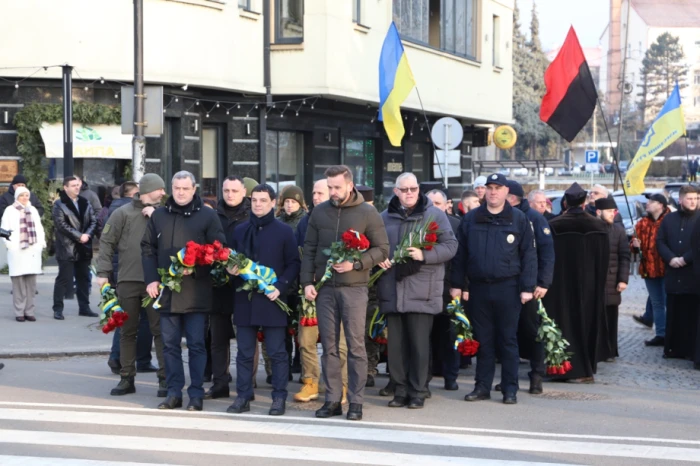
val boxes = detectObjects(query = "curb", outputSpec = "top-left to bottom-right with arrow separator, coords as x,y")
0,350 -> 111,359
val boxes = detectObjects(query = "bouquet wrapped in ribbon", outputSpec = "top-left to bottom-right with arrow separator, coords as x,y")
298,285 -> 318,327
446,298 -> 479,356
142,241 -> 203,309
368,307 -> 387,345
99,283 -> 129,334
314,229 -> 370,290
536,299 -> 573,375
368,218 -> 439,287
215,250 -> 293,314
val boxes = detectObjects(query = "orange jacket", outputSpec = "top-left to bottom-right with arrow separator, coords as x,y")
633,208 -> 671,278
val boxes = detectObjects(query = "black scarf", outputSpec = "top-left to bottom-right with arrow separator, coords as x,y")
220,198 -> 249,221
241,209 -> 275,261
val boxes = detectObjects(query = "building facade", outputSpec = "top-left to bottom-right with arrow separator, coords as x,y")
0,0 -> 514,202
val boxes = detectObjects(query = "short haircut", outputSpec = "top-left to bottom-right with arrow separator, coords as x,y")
680,185 -> 697,197
120,181 -> 139,198
63,176 -> 78,187
172,170 -> 196,187
528,189 -> 546,202
461,189 -> 478,201
426,189 -> 447,202
251,183 -> 277,200
395,172 -> 417,187
324,165 -> 353,182
224,175 -> 244,185
593,184 -> 608,196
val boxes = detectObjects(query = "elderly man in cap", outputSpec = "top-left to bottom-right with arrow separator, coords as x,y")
595,197 -> 630,362
450,173 -> 537,404
0,174 -> 44,220
543,182 -> 609,383
97,174 -> 168,397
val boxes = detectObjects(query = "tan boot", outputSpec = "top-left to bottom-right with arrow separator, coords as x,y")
341,386 -> 348,404
294,378 -> 319,402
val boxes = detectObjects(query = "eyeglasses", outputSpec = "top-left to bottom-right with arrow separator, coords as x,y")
397,186 -> 419,194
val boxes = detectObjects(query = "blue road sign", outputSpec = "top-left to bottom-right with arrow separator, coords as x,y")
585,150 -> 599,164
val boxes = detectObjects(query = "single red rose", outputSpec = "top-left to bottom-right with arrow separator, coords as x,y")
359,237 -> 370,250
216,248 -> 230,262
204,244 -> 215,255
428,221 -> 439,232
257,331 -> 264,342
424,245 -> 434,251
108,317 -> 116,327
425,233 -> 438,243
202,253 -> 215,265
186,241 -> 197,251
212,240 -> 222,251
341,231 -> 354,244
563,361 -> 572,372
102,325 -> 110,334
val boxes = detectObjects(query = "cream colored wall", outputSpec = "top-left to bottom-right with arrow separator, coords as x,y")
270,0 -> 514,123
0,0 -> 265,93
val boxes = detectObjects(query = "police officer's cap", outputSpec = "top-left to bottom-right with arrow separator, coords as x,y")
594,197 -> 617,210
505,180 -> 524,198
564,182 -> 587,206
485,173 -> 508,187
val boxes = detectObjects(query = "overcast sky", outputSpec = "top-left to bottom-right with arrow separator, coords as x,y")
517,0 -> 610,51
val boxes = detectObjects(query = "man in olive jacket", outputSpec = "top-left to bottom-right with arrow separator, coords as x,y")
302,165 -> 389,421
142,171 -> 225,412
96,174 -> 167,398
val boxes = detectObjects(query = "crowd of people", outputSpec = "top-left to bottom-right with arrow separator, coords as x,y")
2,165 -> 699,418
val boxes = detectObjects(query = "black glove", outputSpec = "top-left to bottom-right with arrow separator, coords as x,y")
395,258 -> 421,282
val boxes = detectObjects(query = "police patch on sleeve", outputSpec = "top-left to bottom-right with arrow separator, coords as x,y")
543,227 -> 551,235
507,234 -> 515,243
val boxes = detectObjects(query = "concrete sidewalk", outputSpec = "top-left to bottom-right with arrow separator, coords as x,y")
0,267 -> 111,358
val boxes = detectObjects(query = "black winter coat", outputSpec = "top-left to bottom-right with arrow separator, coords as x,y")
604,222 -> 631,306
212,198 -> 250,314
141,195 -> 225,313
443,214 -> 461,304
0,185 -> 44,220
656,208 -> 699,295
517,199 -> 555,289
52,190 -> 97,262
105,196 -> 132,283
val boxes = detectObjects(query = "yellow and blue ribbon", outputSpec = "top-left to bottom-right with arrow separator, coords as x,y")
368,307 -> 386,339
151,284 -> 165,310
237,256 -> 279,295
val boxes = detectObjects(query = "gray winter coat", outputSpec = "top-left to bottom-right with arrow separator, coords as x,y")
377,195 -> 458,315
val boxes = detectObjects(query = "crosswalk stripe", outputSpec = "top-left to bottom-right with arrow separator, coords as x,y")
0,456 -> 185,466
0,429 -> 564,466
1,408 -> 699,462
1,401 -> 698,447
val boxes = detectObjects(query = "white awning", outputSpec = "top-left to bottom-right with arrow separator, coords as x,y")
39,124 -> 133,160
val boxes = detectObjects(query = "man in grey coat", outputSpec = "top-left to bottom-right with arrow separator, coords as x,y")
377,174 -> 458,409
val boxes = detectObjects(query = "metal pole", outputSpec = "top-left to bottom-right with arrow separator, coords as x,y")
132,0 -> 146,181
613,0 -> 632,191
444,123 -> 449,189
62,65 -> 74,178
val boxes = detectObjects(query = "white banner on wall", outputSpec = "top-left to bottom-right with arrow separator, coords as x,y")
40,124 -> 133,159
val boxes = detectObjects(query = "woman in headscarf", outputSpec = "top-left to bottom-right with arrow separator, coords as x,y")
1,186 -> 46,322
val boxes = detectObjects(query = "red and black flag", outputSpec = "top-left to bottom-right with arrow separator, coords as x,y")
540,27 -> 598,142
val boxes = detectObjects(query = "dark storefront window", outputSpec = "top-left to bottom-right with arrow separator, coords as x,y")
202,125 -> 225,200
266,130 -> 304,193
276,0 -> 304,43
382,147 -> 404,200
342,138 -> 375,187
410,142 -> 430,183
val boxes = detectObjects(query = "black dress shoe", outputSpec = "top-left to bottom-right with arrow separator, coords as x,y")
464,389 -> 490,402
645,336 -> 665,347
269,398 -> 286,416
425,388 -> 432,399
633,315 -> 653,328
204,385 -> 230,399
266,375 -> 272,385
503,393 -> 518,405
365,374 -> 375,387
0,363 -> 4,370
107,359 -> 121,375
157,396 -> 183,410
529,375 -> 543,395
16,317 -> 25,322
494,383 -> 502,392
347,403 -> 363,421
379,380 -> 395,397
407,398 -> 424,409
25,316 -> 36,322
137,364 -> 158,373
444,380 -> 459,391
79,310 -> 98,317
227,397 -> 251,414
187,398 -> 203,411
388,396 -> 409,408
315,401 -> 342,418
53,312 -> 64,320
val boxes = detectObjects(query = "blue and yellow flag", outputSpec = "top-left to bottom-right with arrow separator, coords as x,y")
379,22 -> 416,147
624,84 -> 686,195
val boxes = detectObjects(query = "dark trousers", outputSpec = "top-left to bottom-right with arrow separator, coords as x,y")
470,279 -> 521,395
605,305 -> 620,358
665,294 -> 699,362
109,310 -> 155,368
117,282 -> 165,379
517,299 -> 546,377
53,259 -> 91,314
430,313 -> 461,382
210,313 -> 234,388
236,326 -> 288,401
160,312 -> 207,399
387,313 -> 434,399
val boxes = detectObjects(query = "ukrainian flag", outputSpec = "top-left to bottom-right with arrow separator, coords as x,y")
625,84 -> 686,195
379,22 -> 416,147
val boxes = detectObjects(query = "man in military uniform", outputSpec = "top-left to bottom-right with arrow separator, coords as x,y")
450,174 -> 537,405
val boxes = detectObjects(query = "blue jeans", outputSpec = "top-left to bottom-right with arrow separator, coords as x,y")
236,326 -> 288,401
109,309 -> 154,368
644,278 -> 666,337
160,312 -> 207,399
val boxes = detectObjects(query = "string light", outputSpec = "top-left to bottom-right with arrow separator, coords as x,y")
14,83 -> 19,89
216,102 -> 220,107
84,86 -> 89,91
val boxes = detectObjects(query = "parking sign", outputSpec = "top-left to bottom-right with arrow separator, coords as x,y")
585,150 -> 599,164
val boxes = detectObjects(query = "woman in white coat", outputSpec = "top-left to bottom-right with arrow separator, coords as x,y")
1,186 -> 45,321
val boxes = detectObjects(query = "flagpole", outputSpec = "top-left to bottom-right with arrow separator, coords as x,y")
613,0 -> 633,191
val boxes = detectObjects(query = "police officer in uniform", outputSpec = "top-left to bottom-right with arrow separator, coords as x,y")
450,174 -> 537,404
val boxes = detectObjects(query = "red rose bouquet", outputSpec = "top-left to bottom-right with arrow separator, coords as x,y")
315,229 -> 370,290
142,241 -> 204,309
99,283 -> 129,334
447,298 -> 479,356
536,299 -> 573,375
368,218 -> 439,287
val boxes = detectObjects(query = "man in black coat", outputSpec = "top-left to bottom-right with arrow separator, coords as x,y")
595,197 -> 630,362
0,174 -> 45,220
658,185 -> 699,364
543,183 -> 609,383
52,176 -> 98,320
142,171 -> 226,412
205,176 -> 250,400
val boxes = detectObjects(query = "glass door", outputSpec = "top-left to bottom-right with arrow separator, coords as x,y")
266,130 -> 304,193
